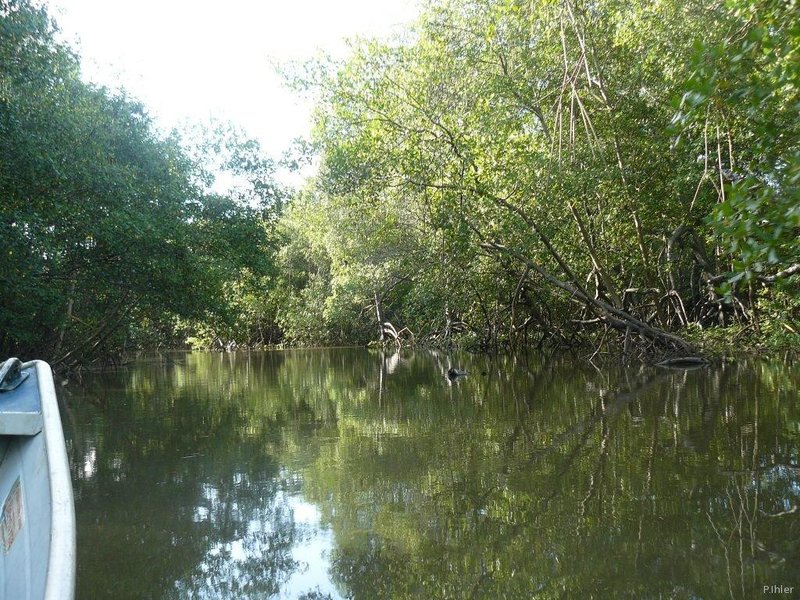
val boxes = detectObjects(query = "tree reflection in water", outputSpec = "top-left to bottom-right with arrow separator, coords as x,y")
63,350 -> 800,599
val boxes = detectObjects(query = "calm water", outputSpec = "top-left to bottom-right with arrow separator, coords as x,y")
61,349 -> 800,599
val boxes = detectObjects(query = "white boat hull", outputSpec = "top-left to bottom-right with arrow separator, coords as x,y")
0,361 -> 76,600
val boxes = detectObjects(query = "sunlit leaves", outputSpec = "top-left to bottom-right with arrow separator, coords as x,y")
674,0 -> 800,281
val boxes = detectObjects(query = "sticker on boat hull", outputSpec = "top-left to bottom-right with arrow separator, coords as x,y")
2,478 -> 23,553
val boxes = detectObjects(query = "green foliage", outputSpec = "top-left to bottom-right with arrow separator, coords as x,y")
674,0 -> 800,280
270,192 -> 370,346
4,0 -> 795,358
269,0 -> 799,351
0,0 -> 280,364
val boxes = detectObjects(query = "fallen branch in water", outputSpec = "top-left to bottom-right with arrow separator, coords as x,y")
655,356 -> 711,369
482,242 -> 698,357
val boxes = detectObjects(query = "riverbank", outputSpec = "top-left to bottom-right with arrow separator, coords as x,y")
181,321 -> 799,362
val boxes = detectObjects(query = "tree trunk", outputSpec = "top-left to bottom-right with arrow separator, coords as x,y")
374,291 -> 386,342
483,242 -> 697,356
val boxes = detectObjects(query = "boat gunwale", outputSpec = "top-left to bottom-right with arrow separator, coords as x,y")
24,360 -> 76,600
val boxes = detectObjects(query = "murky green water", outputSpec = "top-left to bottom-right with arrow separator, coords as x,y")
62,349 -> 800,599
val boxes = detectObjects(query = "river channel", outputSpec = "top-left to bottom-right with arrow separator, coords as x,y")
61,349 -> 800,599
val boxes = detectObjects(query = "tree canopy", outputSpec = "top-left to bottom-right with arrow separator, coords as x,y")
0,0 -> 281,365
275,0 -> 799,355
1,0 -> 797,363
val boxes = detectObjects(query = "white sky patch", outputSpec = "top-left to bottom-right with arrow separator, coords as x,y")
47,0 -> 418,179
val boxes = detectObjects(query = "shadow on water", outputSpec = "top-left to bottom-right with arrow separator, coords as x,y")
60,349 -> 800,599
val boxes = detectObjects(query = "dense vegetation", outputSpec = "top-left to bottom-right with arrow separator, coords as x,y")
0,0 -> 281,366
1,0 -> 798,366
283,0 -> 799,357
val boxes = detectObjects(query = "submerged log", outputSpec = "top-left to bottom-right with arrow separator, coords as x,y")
655,356 -> 711,369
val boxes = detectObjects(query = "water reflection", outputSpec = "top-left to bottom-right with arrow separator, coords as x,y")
62,350 -> 800,599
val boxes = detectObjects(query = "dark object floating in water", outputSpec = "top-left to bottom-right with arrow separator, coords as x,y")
656,356 -> 711,369
447,367 -> 468,379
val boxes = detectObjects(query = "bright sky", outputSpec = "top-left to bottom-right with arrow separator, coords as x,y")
48,0 -> 418,181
